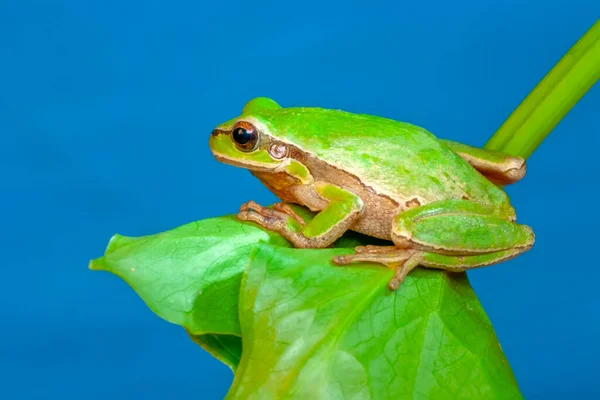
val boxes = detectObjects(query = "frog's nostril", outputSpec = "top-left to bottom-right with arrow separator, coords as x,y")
211,129 -> 220,137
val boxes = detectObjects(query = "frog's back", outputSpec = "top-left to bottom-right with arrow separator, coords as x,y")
262,107 -> 509,207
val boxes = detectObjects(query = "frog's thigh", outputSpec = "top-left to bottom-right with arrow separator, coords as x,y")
391,199 -> 534,255
420,248 -> 526,272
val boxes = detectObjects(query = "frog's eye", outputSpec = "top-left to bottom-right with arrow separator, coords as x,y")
231,122 -> 259,151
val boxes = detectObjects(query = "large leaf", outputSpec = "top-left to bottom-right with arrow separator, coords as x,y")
89,215 -> 290,370
91,214 -> 521,398
228,244 -> 521,400
188,333 -> 243,371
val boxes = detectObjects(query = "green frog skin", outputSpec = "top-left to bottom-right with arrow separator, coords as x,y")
209,97 -> 534,290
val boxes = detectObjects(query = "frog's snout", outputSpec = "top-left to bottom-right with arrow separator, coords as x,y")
209,128 -> 228,151
208,130 -> 220,155
211,128 -> 229,138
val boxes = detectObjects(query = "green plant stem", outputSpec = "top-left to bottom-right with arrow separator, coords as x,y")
485,19 -> 600,158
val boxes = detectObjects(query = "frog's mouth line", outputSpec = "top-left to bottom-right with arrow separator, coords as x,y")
211,150 -> 280,172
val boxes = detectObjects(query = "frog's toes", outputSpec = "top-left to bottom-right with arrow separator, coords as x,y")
333,249 -> 422,291
331,254 -> 355,265
238,209 -> 284,225
239,201 -> 282,220
354,245 -> 399,254
237,209 -> 269,226
239,201 -> 304,225
238,201 -> 304,240
239,200 -> 267,214
332,251 -> 400,266
272,202 -> 306,225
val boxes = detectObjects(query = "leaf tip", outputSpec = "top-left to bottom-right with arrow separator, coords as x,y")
88,257 -> 109,272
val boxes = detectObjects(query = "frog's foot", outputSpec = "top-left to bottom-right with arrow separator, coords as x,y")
239,200 -> 282,221
333,245 -> 529,291
237,200 -> 349,248
354,245 -> 399,254
239,201 -> 307,226
333,248 -> 422,291
272,202 -> 307,226
237,184 -> 364,248
238,200 -> 298,231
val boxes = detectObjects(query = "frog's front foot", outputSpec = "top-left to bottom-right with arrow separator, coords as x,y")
238,200 -> 295,229
333,248 -> 422,291
238,201 -> 307,227
271,202 -> 308,225
237,200 -> 318,248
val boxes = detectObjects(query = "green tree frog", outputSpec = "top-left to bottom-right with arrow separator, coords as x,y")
209,97 -> 534,290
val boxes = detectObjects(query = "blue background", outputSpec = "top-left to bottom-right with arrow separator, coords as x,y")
1,1 -> 599,398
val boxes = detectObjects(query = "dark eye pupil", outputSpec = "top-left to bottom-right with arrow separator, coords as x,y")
233,127 -> 252,144
231,124 -> 259,151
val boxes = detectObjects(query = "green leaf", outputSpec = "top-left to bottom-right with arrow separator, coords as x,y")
89,216 -> 291,351
227,244 -> 521,400
91,214 -> 520,397
188,332 -> 243,371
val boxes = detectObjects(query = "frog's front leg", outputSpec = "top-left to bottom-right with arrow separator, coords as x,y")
237,182 -> 363,248
333,199 -> 534,290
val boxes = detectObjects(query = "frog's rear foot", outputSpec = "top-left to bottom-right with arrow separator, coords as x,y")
354,245 -> 399,254
332,248 -> 422,291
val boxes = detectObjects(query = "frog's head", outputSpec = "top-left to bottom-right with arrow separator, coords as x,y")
209,97 -> 293,173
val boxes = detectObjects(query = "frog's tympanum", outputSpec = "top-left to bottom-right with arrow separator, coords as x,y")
209,98 -> 534,290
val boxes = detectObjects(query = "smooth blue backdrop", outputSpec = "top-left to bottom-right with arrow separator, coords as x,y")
1,1 -> 599,399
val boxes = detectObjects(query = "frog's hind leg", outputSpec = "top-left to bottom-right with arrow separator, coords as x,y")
333,199 -> 534,290
333,247 -> 527,290
391,199 -> 534,256
333,248 -> 422,290
440,139 -> 526,185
